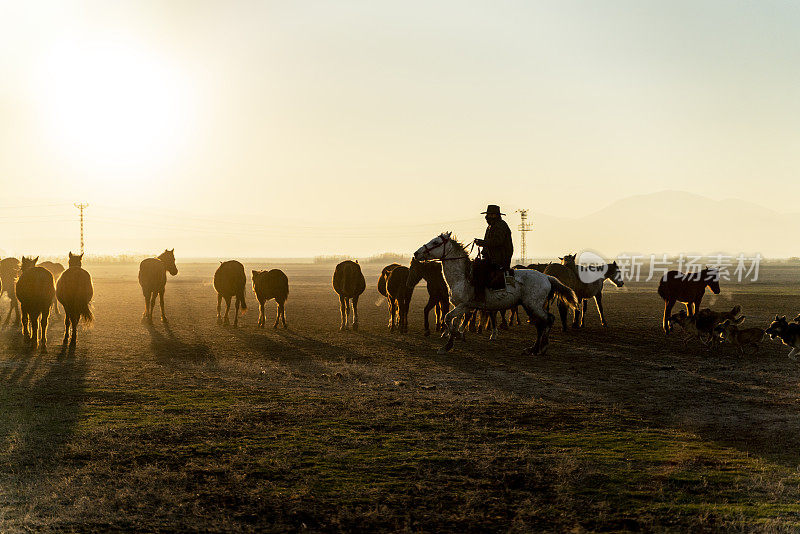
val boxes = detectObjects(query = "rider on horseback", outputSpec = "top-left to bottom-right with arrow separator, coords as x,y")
473,204 -> 514,302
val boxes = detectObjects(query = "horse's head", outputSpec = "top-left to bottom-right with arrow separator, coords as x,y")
414,232 -> 451,262
714,318 -> 734,340
766,315 -> 788,340
606,261 -> 624,287
560,253 -> 577,266
68,252 -> 83,268
406,258 -> 425,289
20,256 -> 38,272
159,249 -> 178,276
703,267 -> 720,294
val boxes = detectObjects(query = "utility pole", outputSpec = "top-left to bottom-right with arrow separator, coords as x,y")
516,209 -> 531,265
74,203 -> 89,255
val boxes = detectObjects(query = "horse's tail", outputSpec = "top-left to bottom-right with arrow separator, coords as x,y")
237,289 -> 247,312
343,270 -> 358,296
547,276 -> 579,309
78,300 -> 93,325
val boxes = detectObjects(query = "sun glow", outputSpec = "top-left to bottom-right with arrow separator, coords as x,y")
36,38 -> 196,178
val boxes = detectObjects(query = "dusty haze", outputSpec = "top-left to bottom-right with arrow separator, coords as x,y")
2,2 -> 798,257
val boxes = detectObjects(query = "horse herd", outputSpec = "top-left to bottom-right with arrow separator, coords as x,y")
0,252 -> 92,349
0,233 -> 797,359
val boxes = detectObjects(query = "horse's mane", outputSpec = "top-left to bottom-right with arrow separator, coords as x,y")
444,232 -> 468,256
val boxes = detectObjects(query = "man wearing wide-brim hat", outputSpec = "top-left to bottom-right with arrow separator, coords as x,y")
473,204 -> 514,302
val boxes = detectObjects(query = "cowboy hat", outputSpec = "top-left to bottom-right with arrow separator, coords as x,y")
481,204 -> 505,216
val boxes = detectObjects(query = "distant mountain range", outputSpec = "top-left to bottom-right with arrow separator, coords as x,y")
528,190 -> 792,259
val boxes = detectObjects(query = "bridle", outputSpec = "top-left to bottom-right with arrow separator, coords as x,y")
420,235 -> 472,262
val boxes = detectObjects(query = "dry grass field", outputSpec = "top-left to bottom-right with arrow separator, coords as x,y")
1,261 -> 800,532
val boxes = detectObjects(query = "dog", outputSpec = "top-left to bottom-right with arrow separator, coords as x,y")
713,317 -> 764,355
668,305 -> 743,347
765,315 -> 800,360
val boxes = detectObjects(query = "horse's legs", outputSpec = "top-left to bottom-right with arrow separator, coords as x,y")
29,311 -> 39,349
150,293 -> 158,321
595,292 -> 608,327
389,298 -> 397,332
143,291 -> 151,320
439,303 -> 470,354
40,308 -> 49,350
523,311 -> 555,356
440,299 -> 449,331
233,295 -> 240,327
21,306 -> 30,341
338,296 -> 347,330
216,294 -> 223,324
423,297 -> 435,336
401,296 -> 410,333
579,299 -> 587,328
279,300 -> 287,328
571,298 -> 583,328
352,295 -> 360,331
663,300 -> 675,333
258,301 -> 265,327
499,310 -> 509,330
159,291 -> 167,322
557,302 -> 568,332
519,293 -> 556,355
398,298 -> 405,333
223,296 -> 232,326
71,312 -> 78,345
489,312 -> 499,341
63,314 -> 71,344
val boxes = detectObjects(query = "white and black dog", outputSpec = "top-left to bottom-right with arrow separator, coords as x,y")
765,315 -> 800,360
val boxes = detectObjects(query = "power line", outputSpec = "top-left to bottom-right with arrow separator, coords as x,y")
516,209 -> 531,264
74,203 -> 89,255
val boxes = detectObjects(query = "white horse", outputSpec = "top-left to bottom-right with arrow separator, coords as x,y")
414,232 -> 579,355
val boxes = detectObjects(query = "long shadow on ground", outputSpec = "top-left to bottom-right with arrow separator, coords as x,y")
147,322 -> 217,368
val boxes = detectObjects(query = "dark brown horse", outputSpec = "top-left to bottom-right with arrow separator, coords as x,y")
658,268 -> 720,333
0,257 -> 20,326
386,265 -> 413,333
56,252 -> 93,346
39,261 -> 65,315
378,263 -> 402,331
214,260 -> 247,326
138,249 -> 178,323
332,260 -> 365,331
16,256 -> 55,350
377,263 -> 400,301
544,254 -> 624,331
252,269 -> 289,328
407,258 -> 449,336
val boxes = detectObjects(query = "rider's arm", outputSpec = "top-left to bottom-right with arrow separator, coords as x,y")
478,225 -> 505,247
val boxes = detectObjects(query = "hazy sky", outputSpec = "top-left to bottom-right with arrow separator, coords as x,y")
1,1 -> 799,257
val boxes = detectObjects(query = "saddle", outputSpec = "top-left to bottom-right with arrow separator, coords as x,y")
472,258 -> 511,292
487,270 -> 506,290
